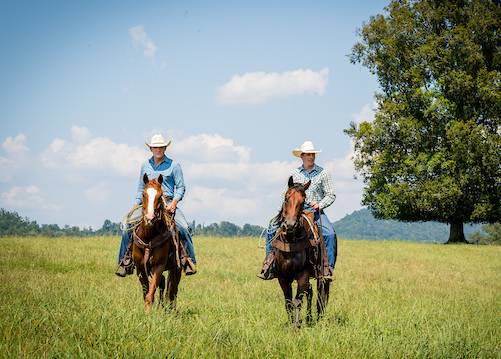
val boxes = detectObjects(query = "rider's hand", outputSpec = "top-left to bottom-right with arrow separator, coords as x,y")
311,201 -> 320,211
166,199 -> 178,213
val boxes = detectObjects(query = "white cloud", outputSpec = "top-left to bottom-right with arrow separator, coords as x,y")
183,160 -> 292,187
2,133 -> 29,155
40,138 -> 65,168
184,186 -> 259,220
352,101 -> 377,124
71,125 -> 91,143
0,156 -> 15,181
170,134 -> 250,163
171,133 -> 362,224
217,68 -> 329,105
36,127 -> 363,225
69,137 -> 146,176
0,185 -> 60,211
129,25 -> 157,60
49,138 -> 66,152
0,133 -> 30,182
40,127 -> 147,177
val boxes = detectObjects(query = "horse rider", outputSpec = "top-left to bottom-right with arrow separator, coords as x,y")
258,140 -> 337,280
115,134 -> 197,277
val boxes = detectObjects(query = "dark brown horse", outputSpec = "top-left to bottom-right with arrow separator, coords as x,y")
272,176 -> 330,327
132,173 -> 182,312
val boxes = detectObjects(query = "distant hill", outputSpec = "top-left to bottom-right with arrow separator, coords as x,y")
333,208 -> 482,243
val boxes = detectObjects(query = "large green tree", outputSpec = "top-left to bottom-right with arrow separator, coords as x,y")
346,0 -> 500,243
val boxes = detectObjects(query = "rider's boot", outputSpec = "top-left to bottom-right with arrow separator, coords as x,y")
179,239 -> 197,276
184,257 -> 197,276
257,251 -> 276,280
115,240 -> 134,277
319,241 -> 334,281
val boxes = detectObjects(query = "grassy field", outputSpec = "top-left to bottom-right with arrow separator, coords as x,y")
0,236 -> 499,358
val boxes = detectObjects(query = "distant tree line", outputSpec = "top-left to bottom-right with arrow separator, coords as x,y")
0,208 -> 264,238
3,207 -> 497,243
191,221 -> 264,237
0,209 -> 121,237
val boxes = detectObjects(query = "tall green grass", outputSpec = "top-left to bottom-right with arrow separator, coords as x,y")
0,236 -> 499,358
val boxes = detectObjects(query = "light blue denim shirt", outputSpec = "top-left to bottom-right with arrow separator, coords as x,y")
135,155 -> 186,204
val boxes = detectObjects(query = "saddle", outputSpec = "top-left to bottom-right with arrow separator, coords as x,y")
132,209 -> 189,276
271,211 -> 329,279
271,211 -> 318,251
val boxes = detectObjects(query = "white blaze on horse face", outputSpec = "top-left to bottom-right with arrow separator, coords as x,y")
145,187 -> 158,220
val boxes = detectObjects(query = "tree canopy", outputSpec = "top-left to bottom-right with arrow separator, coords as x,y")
346,0 -> 501,243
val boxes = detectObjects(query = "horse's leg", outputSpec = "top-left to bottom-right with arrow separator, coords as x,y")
158,274 -> 166,308
133,246 -> 149,299
306,280 -> 313,325
139,272 -> 149,300
317,279 -> 330,320
293,272 -> 310,328
138,271 -> 149,299
144,264 -> 166,313
278,276 -> 294,323
165,268 -> 182,311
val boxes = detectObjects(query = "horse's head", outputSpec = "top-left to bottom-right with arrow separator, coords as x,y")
142,173 -> 164,227
282,176 -> 311,232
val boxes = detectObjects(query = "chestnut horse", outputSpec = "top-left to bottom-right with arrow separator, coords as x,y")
272,176 -> 330,327
132,173 -> 182,312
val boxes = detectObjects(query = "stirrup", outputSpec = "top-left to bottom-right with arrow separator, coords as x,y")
257,263 -> 276,280
115,265 -> 127,277
257,270 -> 276,280
320,266 -> 334,282
115,254 -> 134,277
257,252 -> 276,280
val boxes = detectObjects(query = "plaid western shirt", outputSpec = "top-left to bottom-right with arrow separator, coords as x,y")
289,164 -> 336,210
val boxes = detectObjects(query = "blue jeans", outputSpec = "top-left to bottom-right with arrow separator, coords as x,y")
117,207 -> 197,264
265,210 -> 337,268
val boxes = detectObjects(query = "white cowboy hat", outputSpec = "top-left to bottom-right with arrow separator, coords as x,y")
146,134 -> 171,148
292,140 -> 322,157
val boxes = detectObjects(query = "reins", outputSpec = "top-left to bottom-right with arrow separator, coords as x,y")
271,207 -> 320,253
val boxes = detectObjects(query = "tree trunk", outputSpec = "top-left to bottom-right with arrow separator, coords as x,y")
447,221 -> 467,244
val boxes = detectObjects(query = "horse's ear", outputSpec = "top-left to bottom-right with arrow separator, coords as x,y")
288,176 -> 294,188
303,180 -> 311,191
157,174 -> 163,184
143,173 -> 149,184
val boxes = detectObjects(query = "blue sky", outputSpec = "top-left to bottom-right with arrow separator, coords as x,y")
1,0 -> 387,228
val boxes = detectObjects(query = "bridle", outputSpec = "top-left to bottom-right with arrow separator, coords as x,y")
281,188 -> 305,233
135,189 -> 180,275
